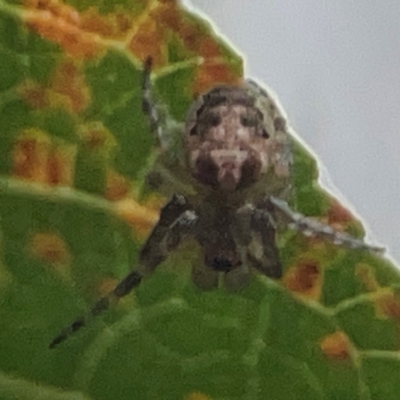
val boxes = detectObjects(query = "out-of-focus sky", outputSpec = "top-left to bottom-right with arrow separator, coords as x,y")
188,0 -> 400,264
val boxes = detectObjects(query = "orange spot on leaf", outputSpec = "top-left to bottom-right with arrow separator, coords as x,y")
193,62 -> 241,95
19,60 -> 89,113
80,8 -> 115,37
320,331 -> 352,361
13,132 -> 51,183
45,145 -> 76,186
105,170 -> 130,201
198,37 -> 223,58
51,60 -> 90,113
13,130 -> 76,186
128,18 -> 165,66
25,3 -> 104,59
18,81 -> 48,109
25,0 -> 80,25
79,8 -> 135,39
29,232 -> 70,265
82,127 -> 108,150
376,292 -> 400,320
283,259 -> 321,300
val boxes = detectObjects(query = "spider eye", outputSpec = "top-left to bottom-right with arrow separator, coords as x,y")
240,115 -> 257,127
205,113 -> 221,127
241,109 -> 263,127
211,256 -> 232,272
260,128 -> 270,139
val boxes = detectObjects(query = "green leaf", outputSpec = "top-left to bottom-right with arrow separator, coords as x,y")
0,1 -> 399,399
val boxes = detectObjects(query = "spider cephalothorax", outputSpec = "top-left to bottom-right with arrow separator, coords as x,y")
184,84 -> 291,195
50,59 -> 383,348
186,86 -> 270,191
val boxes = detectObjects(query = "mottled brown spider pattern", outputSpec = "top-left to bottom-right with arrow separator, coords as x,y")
50,58 -> 383,348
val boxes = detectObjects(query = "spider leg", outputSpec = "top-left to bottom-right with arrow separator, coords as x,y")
142,57 -> 181,151
142,57 -> 163,143
268,195 -> 385,253
191,259 -> 219,291
234,205 -> 282,279
223,264 -> 252,292
50,195 -> 195,348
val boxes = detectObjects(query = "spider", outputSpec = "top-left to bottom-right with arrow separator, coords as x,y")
50,58 -> 383,348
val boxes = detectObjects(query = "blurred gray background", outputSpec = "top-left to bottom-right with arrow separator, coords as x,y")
188,0 -> 400,264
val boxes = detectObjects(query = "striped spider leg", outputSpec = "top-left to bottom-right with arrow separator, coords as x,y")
50,194 -> 196,348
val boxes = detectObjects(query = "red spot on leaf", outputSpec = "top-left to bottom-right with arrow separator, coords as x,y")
327,200 -> 354,225
198,37 -> 223,58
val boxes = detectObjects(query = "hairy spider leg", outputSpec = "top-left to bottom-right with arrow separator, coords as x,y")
141,56 -> 180,152
142,57 -> 163,142
268,196 -> 385,253
49,195 -> 193,348
234,205 -> 282,279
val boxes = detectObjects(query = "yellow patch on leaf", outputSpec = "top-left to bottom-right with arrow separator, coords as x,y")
95,277 -> 119,297
355,263 -> 380,292
114,198 -> 159,239
184,392 -> 212,400
355,265 -> 400,321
